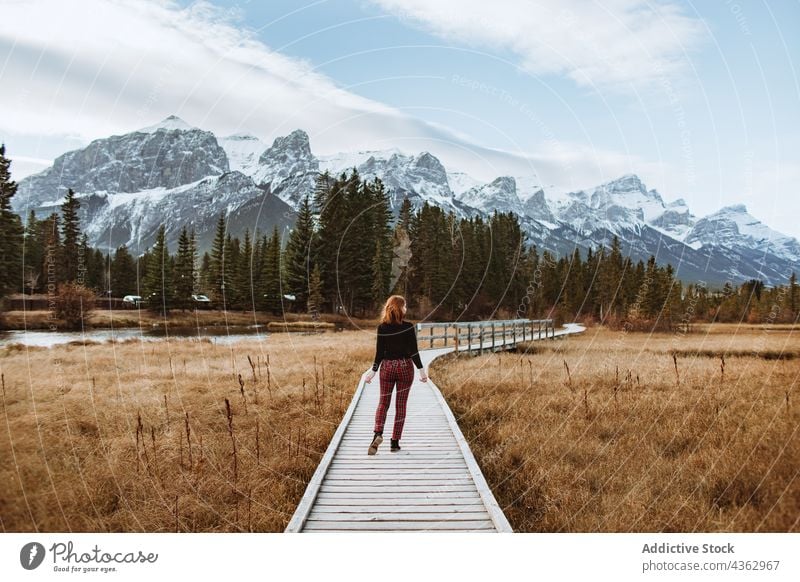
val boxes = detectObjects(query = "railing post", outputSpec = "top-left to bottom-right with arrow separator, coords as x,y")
479,324 -> 484,355
522,320 -> 526,342
512,321 -> 516,345
454,324 -> 459,354
468,324 -> 472,352
538,320 -> 542,340
430,325 -> 434,349
491,322 -> 496,351
444,324 -> 448,348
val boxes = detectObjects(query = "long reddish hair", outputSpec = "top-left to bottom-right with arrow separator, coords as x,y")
380,295 -> 406,325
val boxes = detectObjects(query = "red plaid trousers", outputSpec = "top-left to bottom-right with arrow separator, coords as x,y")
373,357 -> 414,440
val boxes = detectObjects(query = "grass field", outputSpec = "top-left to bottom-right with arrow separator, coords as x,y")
0,329 -> 374,532
2,322 -> 797,532
431,324 -> 800,532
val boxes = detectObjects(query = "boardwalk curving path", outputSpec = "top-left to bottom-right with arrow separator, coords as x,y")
286,322 -> 586,532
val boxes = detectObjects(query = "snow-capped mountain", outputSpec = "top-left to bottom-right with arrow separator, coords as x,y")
15,116 -> 229,209
522,189 -> 557,225
251,129 -> 319,208
650,198 -> 695,240
321,149 -> 474,216
218,133 -> 267,176
457,176 -> 524,217
11,115 -> 799,285
138,114 -> 197,133
686,205 -> 800,263
555,174 -> 673,235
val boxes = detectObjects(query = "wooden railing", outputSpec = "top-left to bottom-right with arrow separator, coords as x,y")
415,318 -> 554,354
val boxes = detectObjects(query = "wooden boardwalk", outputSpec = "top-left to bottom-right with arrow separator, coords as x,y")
286,320 -> 585,533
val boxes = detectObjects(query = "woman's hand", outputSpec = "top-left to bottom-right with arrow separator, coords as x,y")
365,369 -> 376,384
419,368 -> 428,383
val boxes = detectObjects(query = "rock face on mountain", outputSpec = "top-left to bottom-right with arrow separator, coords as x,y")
30,170 -> 295,254
15,116 -> 229,209
684,205 -> 800,281
522,189 -> 557,224
458,176 -> 523,217
11,115 -> 800,285
218,133 -> 266,176
252,129 -> 319,208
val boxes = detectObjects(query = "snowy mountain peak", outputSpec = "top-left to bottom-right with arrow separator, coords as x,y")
522,188 -> 556,224
686,203 -> 800,263
716,203 -> 748,215
218,134 -> 266,176
138,114 -> 196,133
252,129 -> 318,207
602,173 -> 646,193
414,151 -> 444,172
260,129 -> 312,163
458,175 -> 523,216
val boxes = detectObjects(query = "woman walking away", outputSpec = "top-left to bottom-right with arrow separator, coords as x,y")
364,295 -> 427,455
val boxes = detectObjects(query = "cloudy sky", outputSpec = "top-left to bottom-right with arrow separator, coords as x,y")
1,0 -> 799,236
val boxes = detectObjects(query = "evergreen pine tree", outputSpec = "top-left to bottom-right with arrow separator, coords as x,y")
60,188 -> 82,282
41,212 -> 62,293
142,225 -> 173,312
397,197 -> 413,233
370,178 -> 394,307
198,251 -> 211,296
224,233 -> 242,309
111,245 -> 137,297
260,226 -> 282,313
236,228 -> 254,309
85,244 -> 106,293
0,144 -> 24,296
22,210 -> 43,295
308,263 -> 323,318
209,213 -> 227,305
284,194 -> 315,309
371,237 -> 388,305
174,226 -> 195,309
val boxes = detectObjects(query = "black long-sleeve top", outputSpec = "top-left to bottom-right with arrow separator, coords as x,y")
371,321 -> 424,371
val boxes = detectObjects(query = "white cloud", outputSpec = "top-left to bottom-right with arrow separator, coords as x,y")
0,0 -> 670,187
369,0 -> 705,90
0,0 -> 400,148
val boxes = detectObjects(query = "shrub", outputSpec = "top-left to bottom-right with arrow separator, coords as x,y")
54,283 -> 96,330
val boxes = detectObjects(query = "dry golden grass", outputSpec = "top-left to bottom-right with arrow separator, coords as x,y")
0,329 -> 375,532
431,324 -> 800,532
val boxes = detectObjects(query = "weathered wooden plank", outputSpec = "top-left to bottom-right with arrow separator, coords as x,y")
320,485 -> 478,493
325,474 -> 472,481
306,509 -> 492,523
322,480 -> 476,488
331,460 -> 467,471
325,470 -> 472,476
302,520 -> 495,531
314,491 -> 483,500
310,504 -> 488,512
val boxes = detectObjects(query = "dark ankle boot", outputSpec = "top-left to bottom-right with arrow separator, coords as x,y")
368,432 -> 383,455
390,439 -> 401,452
